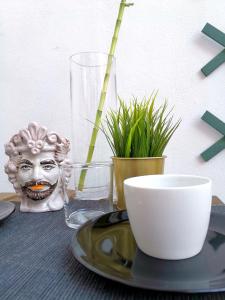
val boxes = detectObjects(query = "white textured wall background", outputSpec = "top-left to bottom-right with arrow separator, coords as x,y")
0,0 -> 225,201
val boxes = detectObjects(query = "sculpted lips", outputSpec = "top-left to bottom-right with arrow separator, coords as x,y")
21,180 -> 58,201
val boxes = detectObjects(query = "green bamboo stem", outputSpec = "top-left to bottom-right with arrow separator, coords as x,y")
78,0 -> 133,190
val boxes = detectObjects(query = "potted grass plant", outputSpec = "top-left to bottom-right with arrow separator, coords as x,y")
103,92 -> 181,209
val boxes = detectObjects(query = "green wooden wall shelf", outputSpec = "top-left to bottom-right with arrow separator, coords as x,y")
201,23 -> 225,76
201,111 -> 225,161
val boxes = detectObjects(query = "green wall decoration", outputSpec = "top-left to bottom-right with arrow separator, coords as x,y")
201,23 -> 225,76
201,111 -> 225,161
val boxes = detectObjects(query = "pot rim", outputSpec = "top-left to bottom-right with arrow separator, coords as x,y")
124,174 -> 212,190
112,156 -> 166,161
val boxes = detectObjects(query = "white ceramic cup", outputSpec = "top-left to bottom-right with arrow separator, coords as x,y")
124,174 -> 212,260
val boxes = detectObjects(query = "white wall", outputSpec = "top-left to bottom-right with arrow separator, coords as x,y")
1,0 -> 225,201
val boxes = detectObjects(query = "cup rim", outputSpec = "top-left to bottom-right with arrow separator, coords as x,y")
124,174 -> 212,190
69,51 -> 115,68
61,161 -> 112,169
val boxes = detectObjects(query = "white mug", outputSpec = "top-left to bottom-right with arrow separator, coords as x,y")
124,174 -> 212,260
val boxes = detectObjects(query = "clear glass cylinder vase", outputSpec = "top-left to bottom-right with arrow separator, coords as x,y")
70,52 -> 117,162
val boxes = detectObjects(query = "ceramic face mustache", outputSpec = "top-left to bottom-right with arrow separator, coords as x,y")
21,180 -> 58,201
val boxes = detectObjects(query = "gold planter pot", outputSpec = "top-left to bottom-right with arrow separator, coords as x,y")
112,156 -> 166,210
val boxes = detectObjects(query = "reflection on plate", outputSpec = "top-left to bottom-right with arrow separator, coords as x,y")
72,210 -> 225,293
0,201 -> 15,221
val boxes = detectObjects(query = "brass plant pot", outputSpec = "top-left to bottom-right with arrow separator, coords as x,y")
112,156 -> 166,210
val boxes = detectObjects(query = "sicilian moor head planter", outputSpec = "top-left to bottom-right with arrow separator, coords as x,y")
4,122 -> 71,213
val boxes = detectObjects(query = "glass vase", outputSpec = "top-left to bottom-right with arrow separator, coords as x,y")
70,52 -> 117,162
62,162 -> 113,229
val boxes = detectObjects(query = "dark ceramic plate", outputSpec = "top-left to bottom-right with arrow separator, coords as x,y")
0,201 -> 15,221
72,210 -> 225,293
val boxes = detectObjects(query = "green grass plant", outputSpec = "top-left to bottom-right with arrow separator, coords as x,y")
102,92 -> 181,157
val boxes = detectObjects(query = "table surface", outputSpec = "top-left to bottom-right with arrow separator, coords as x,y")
0,196 -> 225,300
0,193 -> 224,205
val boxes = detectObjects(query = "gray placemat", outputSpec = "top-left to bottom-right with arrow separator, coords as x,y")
0,203 -> 225,300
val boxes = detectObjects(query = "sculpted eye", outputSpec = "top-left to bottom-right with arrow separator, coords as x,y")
42,164 -> 56,171
20,164 -> 32,171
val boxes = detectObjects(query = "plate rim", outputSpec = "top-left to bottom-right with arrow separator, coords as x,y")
0,201 -> 16,221
71,210 -> 225,294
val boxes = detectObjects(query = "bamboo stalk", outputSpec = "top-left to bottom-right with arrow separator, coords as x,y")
78,0 -> 133,190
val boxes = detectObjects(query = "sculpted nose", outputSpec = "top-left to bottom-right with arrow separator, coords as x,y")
32,166 -> 42,181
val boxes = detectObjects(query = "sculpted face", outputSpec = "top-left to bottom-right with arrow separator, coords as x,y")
16,151 -> 61,211
4,122 -> 71,212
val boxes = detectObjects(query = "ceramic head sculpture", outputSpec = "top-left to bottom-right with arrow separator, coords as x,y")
4,122 -> 71,212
